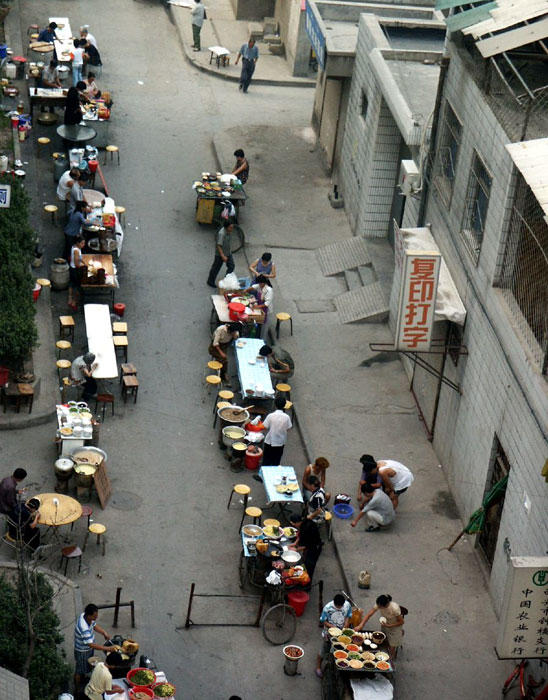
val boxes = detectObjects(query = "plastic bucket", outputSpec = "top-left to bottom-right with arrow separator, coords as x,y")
0,367 -> 9,385
88,159 -> 98,173
0,45 -> 7,60
245,446 -> 263,471
113,303 -> 126,317
10,113 -> 19,128
32,283 -> 41,302
18,126 -> 26,142
287,590 -> 309,617
228,302 -> 245,321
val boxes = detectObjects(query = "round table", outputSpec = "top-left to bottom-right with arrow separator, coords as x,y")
83,189 -> 106,207
57,124 -> 97,145
33,493 -> 83,526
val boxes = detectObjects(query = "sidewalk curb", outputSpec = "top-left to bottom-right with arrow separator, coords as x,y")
211,132 -> 355,602
169,5 -> 315,88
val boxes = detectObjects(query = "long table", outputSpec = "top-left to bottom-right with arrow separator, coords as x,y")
234,337 -> 274,399
81,254 -> 117,307
28,87 -> 67,116
84,303 -> 117,379
50,16 -> 74,64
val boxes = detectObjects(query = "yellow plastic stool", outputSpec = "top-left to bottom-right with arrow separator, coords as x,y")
84,523 -> 107,556
219,389 -> 234,401
206,375 -> 222,393
208,360 -> 223,374
275,312 -> 293,338
227,483 -> 251,510
104,145 -> 120,165
276,383 -> 292,401
56,340 -> 71,358
44,204 -> 58,223
213,400 -> 231,427
112,321 -> 127,334
240,505 -> 263,531
263,518 -> 280,528
56,359 -> 71,379
37,278 -> 51,287
114,205 -> 126,224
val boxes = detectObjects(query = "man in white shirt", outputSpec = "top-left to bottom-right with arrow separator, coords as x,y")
378,459 -> 414,509
80,28 -> 98,49
262,396 -> 292,466
57,167 -> 80,201
84,651 -> 124,700
191,0 -> 206,51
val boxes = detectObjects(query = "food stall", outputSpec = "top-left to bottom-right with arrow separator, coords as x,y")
83,192 -> 124,257
80,254 -> 118,306
210,293 -> 264,336
193,171 -> 247,225
56,401 -> 94,455
258,465 -> 303,521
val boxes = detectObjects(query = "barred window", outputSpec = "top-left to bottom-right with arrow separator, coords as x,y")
499,175 -> 548,374
461,152 -> 492,263
434,102 -> 462,204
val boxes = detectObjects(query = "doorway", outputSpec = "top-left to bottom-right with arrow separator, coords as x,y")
477,437 -> 510,568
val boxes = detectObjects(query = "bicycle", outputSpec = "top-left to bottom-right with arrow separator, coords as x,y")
502,659 -> 546,699
261,580 -> 297,646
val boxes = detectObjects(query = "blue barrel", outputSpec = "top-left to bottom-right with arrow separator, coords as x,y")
0,45 -> 7,60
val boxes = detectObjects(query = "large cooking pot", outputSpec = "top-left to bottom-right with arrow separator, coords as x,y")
217,404 -> 249,426
73,463 -> 97,488
69,445 -> 107,464
222,425 -> 246,447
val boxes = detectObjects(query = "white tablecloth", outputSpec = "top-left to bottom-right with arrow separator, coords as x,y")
50,17 -> 72,40
50,18 -> 74,64
235,338 -> 274,398
30,87 -> 65,98
259,466 -> 303,504
84,304 -> 117,379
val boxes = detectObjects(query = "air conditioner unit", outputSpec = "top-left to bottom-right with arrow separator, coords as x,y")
399,160 -> 420,196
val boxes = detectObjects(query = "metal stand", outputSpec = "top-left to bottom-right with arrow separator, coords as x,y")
96,587 -> 135,628
184,582 -> 265,629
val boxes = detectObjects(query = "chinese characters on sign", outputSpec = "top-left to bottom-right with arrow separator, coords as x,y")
305,0 -> 326,71
496,557 -> 548,659
0,184 -> 11,208
395,250 -> 441,352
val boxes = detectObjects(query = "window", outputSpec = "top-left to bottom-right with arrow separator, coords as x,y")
359,90 -> 368,120
434,102 -> 462,204
461,152 -> 492,263
499,174 -> 548,373
477,437 -> 510,569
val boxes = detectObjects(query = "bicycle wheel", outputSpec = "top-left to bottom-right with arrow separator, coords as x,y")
238,551 -> 247,588
231,224 -> 245,253
261,604 -> 296,645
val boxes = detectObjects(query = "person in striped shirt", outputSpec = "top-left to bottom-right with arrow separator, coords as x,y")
74,603 -> 113,692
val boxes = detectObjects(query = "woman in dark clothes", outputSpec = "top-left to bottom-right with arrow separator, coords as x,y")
64,87 -> 83,125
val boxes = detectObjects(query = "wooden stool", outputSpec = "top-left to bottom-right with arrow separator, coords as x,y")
104,145 -> 120,165
227,483 -> 251,510
275,383 -> 292,401
119,363 -> 137,385
121,375 -> 139,404
27,24 -> 40,34
56,340 -> 71,358
112,321 -> 127,334
206,375 -> 222,393
17,384 -> 34,414
44,204 -> 58,223
71,505 -> 93,531
95,393 -> 114,420
59,316 -> 75,341
275,312 -> 293,338
239,505 -> 263,532
83,523 -> 106,556
60,376 -> 82,403
37,278 -> 51,288
113,335 -> 128,362
37,136 -> 51,158
57,359 -> 71,380
114,205 -> 126,225
263,518 -> 280,528
59,545 -> 82,576
207,360 -> 223,375
213,400 -> 231,428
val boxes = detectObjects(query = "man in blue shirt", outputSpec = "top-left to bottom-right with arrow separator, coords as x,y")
37,22 -> 58,43
73,603 -> 113,692
235,38 -> 259,93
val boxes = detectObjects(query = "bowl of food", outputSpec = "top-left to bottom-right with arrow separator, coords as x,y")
372,631 -> 386,644
347,651 -> 361,660
363,661 -> 377,670
242,524 -> 262,537
129,689 -> 155,700
335,659 -> 349,669
361,651 -> 375,662
328,627 -> 342,637
127,668 -> 156,688
283,645 -> 303,660
281,550 -> 301,565
333,650 -> 347,660
337,635 -> 352,645
376,661 -> 390,671
152,682 -> 176,698
349,659 -> 363,669
331,642 -> 346,651
375,651 -> 390,661
342,628 -> 354,637
262,525 -> 283,539
283,527 -> 297,538
346,645 -> 360,654
351,634 -> 365,645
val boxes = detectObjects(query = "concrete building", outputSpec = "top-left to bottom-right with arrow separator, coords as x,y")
333,0 -> 548,613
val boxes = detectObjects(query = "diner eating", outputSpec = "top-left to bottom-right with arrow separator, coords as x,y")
258,344 -> 294,381
71,352 -> 99,401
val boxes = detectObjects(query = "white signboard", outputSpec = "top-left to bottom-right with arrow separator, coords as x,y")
395,250 -> 441,351
496,556 -> 548,659
0,184 -> 11,208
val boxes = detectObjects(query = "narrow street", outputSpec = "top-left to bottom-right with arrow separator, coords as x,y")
2,0 -> 346,697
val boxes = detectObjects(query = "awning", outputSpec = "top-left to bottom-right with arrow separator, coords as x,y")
399,227 -> 467,325
506,138 -> 548,218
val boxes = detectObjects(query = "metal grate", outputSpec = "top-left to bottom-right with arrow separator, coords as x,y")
433,101 -> 462,205
499,175 -> 548,374
461,151 -> 492,264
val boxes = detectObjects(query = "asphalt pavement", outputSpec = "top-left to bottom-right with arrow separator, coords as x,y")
0,0 -> 512,697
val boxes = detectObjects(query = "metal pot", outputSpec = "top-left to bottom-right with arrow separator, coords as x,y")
54,458 -> 74,481
281,550 -> 302,565
222,426 -> 246,447
70,445 -> 107,464
73,463 -> 97,488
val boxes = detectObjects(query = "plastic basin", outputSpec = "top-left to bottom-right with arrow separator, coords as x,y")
333,503 -> 355,519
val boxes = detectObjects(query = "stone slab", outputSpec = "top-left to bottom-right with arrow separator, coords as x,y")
317,236 -> 372,276
334,282 -> 389,324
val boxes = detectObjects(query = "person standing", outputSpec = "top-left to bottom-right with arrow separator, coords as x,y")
315,594 -> 352,678
191,0 -> 206,51
243,275 -> 273,319
262,396 -> 292,466
74,603 -> 113,692
232,149 -> 250,184
206,221 -> 235,288
84,651 -> 124,699
57,167 -> 80,202
249,252 -> 275,280
71,39 -> 85,85
37,22 -> 58,43
377,458 -> 414,509
235,39 -> 259,93
289,512 -> 323,580
351,484 -> 395,532
65,201 -> 92,261
0,468 -> 27,522
64,86 -> 83,126
80,28 -> 98,50
68,236 -> 86,311
209,322 -> 241,385
355,593 -> 404,658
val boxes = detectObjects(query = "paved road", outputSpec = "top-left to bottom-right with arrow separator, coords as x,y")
1,0 -> 347,697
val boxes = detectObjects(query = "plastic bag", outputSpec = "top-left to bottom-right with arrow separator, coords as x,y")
218,272 -> 240,291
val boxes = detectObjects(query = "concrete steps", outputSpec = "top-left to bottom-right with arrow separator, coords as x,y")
316,237 -> 372,276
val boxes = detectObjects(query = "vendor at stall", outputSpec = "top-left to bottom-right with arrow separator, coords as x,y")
243,275 -> 273,317
209,321 -> 241,385
64,86 -> 83,126
71,352 -> 98,402
83,72 -> 101,99
262,396 -> 292,466
249,252 -> 276,280
316,594 -> 353,678
258,344 -> 294,381
41,59 -> 61,88
306,476 -> 328,523
74,603 -> 113,692
289,512 -> 323,582
37,22 -> 58,43
231,149 -> 249,184
355,594 -> 404,658
84,651 -> 124,699
65,200 -> 92,260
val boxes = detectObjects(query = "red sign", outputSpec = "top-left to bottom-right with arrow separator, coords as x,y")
395,251 -> 441,352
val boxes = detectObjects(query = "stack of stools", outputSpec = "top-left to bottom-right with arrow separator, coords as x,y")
119,363 -> 138,404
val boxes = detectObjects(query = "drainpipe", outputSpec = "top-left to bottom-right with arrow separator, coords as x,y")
417,54 -> 450,227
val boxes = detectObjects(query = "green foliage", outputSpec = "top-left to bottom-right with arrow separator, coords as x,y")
0,573 -> 71,699
0,175 -> 38,367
